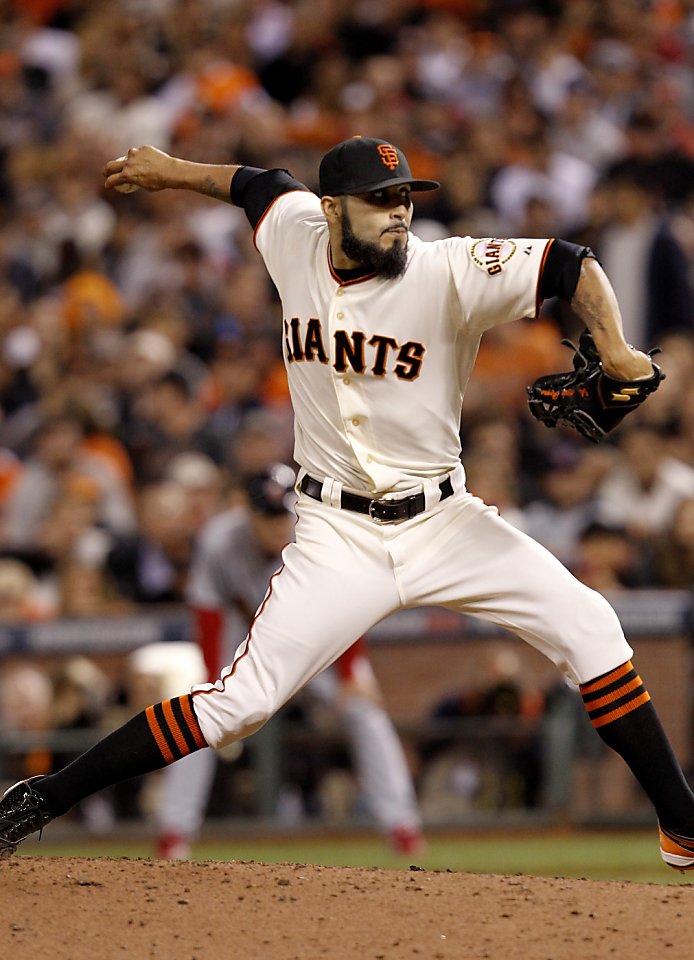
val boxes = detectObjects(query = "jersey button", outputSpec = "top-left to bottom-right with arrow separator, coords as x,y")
337,312 -> 344,320
336,289 -> 344,297
367,455 -> 373,463
351,418 -> 360,426
343,377 -> 351,385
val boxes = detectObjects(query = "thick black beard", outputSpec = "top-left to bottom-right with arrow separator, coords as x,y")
340,209 -> 408,280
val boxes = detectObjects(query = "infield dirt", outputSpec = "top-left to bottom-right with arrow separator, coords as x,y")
2,856 -> 693,959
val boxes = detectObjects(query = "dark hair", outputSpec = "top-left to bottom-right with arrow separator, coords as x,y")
578,521 -> 627,542
156,370 -> 191,399
602,159 -> 656,195
245,463 -> 297,516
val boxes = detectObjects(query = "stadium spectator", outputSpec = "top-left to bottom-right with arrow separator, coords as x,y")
595,423 -> 694,540
573,521 -> 644,592
0,660 -> 54,784
650,496 -> 694,589
164,451 -> 226,533
118,370 -> 226,483
420,647 -> 546,820
517,442 -> 607,571
0,556 -> 50,621
105,481 -> 195,605
4,413 -> 135,551
595,163 -> 694,350
489,121 -> 598,234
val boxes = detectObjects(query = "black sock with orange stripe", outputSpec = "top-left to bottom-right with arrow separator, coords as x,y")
580,661 -> 694,834
32,695 -> 208,816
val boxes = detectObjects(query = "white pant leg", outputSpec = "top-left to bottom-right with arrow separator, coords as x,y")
340,692 -> 421,832
155,747 -> 218,838
388,491 -> 632,685
192,497 -> 402,749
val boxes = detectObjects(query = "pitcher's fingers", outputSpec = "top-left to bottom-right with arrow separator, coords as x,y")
104,172 -> 132,191
102,156 -> 126,178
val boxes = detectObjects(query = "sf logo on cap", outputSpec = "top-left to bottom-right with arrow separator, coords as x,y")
377,144 -> 399,170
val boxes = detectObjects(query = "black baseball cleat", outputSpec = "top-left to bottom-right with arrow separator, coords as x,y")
0,776 -> 55,857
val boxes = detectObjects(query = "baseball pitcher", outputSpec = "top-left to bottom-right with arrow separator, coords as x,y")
2,136 -> 692,872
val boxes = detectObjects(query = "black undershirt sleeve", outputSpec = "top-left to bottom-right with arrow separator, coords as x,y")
230,167 -> 311,228
539,238 -> 595,303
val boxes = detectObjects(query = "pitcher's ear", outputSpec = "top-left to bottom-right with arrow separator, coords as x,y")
320,195 -> 342,222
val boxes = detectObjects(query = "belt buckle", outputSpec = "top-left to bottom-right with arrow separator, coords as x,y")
368,498 -> 396,524
368,495 -> 418,523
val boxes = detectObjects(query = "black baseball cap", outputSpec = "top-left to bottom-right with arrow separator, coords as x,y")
245,463 -> 297,516
319,137 -> 439,197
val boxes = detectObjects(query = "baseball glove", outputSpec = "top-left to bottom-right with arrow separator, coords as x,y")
526,329 -> 665,443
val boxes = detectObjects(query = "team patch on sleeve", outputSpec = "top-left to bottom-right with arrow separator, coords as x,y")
469,238 -> 517,276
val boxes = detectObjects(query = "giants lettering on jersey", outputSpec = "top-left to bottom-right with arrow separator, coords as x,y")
284,318 -> 425,381
469,238 -> 517,276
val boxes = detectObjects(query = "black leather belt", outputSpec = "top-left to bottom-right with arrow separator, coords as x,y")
300,474 -> 453,523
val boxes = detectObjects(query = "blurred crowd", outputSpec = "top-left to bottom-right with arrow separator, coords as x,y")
1,0 -> 694,626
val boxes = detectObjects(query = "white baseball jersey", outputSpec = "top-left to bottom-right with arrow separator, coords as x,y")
192,177 -> 632,753
257,191 -> 549,494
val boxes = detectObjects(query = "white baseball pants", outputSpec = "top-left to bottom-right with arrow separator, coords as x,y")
192,471 -> 633,749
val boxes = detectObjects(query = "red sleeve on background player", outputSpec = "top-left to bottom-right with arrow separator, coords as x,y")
336,636 -> 367,682
192,606 -> 224,682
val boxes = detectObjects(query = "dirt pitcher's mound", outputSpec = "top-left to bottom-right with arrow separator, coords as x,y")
2,857 -> 693,960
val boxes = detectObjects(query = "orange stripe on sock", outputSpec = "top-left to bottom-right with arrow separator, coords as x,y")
580,661 -> 633,696
584,675 -> 643,712
145,704 -> 174,764
161,699 -> 189,756
179,695 -> 207,749
590,691 -> 651,728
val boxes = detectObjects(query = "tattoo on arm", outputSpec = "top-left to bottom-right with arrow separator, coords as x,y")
200,175 -> 231,202
571,259 -> 620,339
573,287 -> 606,336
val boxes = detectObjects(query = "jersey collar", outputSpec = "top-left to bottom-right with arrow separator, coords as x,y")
327,242 -> 377,286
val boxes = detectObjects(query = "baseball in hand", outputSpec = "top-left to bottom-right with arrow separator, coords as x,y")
113,156 -> 140,193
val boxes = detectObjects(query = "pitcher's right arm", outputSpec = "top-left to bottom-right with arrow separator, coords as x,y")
102,146 -> 242,202
102,147 -> 311,230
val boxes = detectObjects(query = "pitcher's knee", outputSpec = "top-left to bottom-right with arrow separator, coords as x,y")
579,585 -> 623,630
191,688 -> 277,750
215,708 -> 272,749
556,584 -> 631,684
